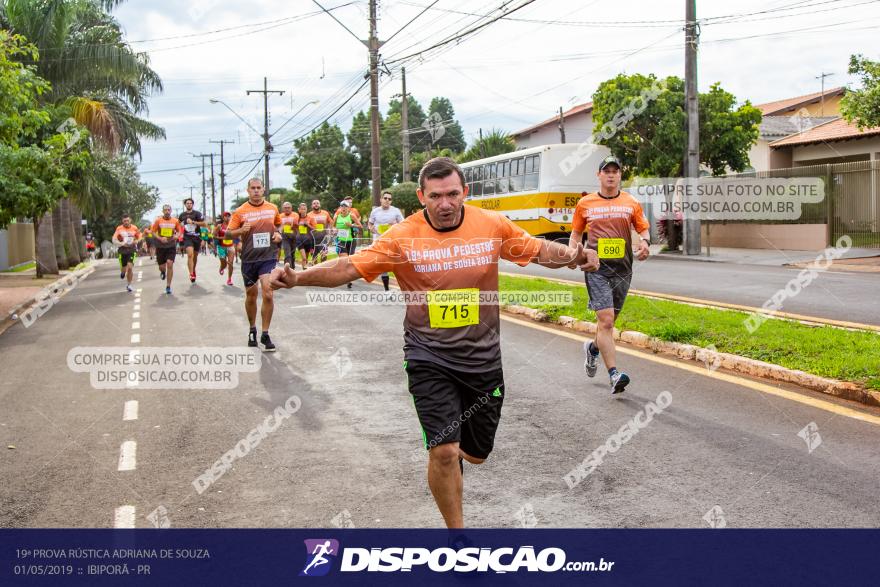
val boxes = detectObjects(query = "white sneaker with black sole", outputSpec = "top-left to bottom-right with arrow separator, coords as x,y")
583,340 -> 599,378
610,371 -> 630,394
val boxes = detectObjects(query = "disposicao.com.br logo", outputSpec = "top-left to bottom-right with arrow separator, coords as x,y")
299,539 -> 612,575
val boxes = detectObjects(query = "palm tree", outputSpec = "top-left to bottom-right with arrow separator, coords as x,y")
2,0 -> 164,268
459,129 -> 516,163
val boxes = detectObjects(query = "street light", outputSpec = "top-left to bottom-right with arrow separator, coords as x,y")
209,98 -> 261,136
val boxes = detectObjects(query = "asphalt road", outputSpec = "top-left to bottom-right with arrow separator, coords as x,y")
501,256 -> 880,326
1,255 -> 879,529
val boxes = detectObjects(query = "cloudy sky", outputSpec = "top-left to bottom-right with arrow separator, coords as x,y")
112,0 -> 880,213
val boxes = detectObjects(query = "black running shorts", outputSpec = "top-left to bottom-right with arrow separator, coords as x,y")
405,360 -> 505,460
156,247 -> 176,265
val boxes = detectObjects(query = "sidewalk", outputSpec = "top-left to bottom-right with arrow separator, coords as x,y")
0,262 -> 94,321
655,246 -> 880,269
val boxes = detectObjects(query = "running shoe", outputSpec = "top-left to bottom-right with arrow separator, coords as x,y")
346,282 -> 352,289
165,286 -> 172,295
160,270 -> 165,280
248,329 -> 258,348
126,285 -> 132,293
226,277 -> 233,286
120,271 -> 125,279
190,272 -> 196,283
583,340 -> 599,378
219,266 -> 224,275
260,332 -> 276,352
610,371 -> 630,394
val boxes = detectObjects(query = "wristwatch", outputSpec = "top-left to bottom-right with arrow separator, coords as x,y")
640,237 -> 651,245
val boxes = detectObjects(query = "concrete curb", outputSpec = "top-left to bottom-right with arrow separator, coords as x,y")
502,304 -> 879,408
0,262 -> 97,335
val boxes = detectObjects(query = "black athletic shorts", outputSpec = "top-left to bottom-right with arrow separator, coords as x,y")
296,236 -> 314,252
241,258 -> 278,288
183,236 -> 201,252
405,360 -> 505,460
336,240 -> 355,255
156,247 -> 176,265
118,250 -> 136,267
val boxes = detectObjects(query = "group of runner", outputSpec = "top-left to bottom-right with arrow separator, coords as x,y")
111,155 -> 648,529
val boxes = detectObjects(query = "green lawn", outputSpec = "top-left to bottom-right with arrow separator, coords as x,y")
1,261 -> 35,273
498,274 -> 880,388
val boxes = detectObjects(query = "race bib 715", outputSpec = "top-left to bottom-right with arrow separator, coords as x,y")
427,289 -> 479,329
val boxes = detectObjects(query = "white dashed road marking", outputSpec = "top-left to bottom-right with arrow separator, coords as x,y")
123,400 -> 138,421
114,505 -> 136,528
118,441 -> 137,471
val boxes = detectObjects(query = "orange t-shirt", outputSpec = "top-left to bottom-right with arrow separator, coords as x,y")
350,206 -> 542,372
151,216 -> 183,248
307,210 -> 333,234
280,212 -> 299,237
572,190 -> 649,273
113,225 -> 141,251
228,200 -> 282,263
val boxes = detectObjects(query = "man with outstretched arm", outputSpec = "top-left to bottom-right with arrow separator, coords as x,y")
271,157 -> 598,528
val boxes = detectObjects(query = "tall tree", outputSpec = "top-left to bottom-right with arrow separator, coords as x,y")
591,73 -> 761,178
840,54 -> 880,129
287,122 -> 354,197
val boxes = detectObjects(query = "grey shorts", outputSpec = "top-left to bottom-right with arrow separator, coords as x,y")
585,270 -> 632,314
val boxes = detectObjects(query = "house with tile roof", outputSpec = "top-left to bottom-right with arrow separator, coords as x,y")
511,102 -> 594,149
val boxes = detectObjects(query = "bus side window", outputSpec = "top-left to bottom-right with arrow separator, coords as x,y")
524,155 -> 540,191
510,158 -> 524,192
497,160 -> 508,194
472,166 -> 482,197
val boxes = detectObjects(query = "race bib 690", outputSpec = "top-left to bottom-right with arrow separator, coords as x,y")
597,238 -> 626,259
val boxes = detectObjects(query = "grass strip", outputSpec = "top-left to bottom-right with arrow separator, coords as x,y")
498,274 -> 880,389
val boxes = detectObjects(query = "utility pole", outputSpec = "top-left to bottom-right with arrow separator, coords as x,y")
247,77 -> 284,190
558,106 -> 566,143
684,0 -> 701,255
815,72 -> 834,115
192,153 -> 210,217
209,139 -> 234,214
479,128 -> 485,159
401,67 -> 410,182
209,153 -> 217,218
366,0 -> 384,207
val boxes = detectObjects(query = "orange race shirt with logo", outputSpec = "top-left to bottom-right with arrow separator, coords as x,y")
572,190 -> 649,274
113,225 -> 141,252
280,212 -> 299,238
228,200 -> 282,263
150,216 -> 183,248
307,210 -> 333,235
350,206 -> 542,372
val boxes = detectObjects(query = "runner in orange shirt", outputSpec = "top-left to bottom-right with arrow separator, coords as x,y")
271,157 -> 598,528
214,211 -> 236,285
151,204 -> 184,295
227,178 -> 283,352
113,215 -> 141,293
306,200 -> 334,266
570,155 -> 651,394
279,201 -> 299,266
294,202 -> 315,270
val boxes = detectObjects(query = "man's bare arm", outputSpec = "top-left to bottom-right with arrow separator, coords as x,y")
533,239 -> 598,271
270,256 -> 361,290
